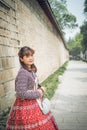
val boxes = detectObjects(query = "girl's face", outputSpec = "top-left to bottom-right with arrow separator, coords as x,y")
20,53 -> 34,67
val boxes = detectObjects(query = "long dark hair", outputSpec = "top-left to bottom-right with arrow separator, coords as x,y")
18,46 -> 37,73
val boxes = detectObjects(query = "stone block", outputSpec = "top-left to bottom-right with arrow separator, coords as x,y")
4,79 -> 15,94
0,68 -> 16,84
0,84 -> 5,97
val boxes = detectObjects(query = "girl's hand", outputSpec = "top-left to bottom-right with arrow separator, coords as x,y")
37,89 -> 43,97
40,86 -> 46,93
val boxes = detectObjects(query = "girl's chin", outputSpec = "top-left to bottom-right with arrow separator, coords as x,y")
28,63 -> 34,65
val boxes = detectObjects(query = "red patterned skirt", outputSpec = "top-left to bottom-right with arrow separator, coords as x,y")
6,98 -> 59,130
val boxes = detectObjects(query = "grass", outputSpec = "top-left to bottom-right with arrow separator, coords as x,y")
41,61 -> 68,99
0,61 -> 68,129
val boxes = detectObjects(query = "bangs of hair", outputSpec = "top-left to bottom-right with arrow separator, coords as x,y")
18,46 -> 35,58
23,49 -> 34,57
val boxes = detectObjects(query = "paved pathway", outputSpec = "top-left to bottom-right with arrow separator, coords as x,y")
51,60 -> 87,130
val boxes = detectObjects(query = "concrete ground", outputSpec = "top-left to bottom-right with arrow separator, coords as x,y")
51,60 -> 87,130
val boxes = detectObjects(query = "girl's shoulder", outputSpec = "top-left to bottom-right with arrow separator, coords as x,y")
16,67 -> 30,78
17,67 -> 27,74
15,67 -> 36,81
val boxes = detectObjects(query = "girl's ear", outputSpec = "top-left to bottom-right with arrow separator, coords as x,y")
20,58 -> 24,62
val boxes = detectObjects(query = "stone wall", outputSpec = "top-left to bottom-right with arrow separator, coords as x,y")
0,0 -> 69,112
0,0 -> 20,112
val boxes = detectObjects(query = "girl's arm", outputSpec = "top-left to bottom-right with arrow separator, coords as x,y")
15,70 -> 42,99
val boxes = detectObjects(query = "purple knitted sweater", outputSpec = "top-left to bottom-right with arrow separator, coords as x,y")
15,67 -> 41,99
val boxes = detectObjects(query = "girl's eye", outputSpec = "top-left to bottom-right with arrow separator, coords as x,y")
31,54 -> 33,56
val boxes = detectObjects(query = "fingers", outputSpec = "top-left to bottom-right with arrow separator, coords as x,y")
37,89 -> 43,97
41,86 -> 46,92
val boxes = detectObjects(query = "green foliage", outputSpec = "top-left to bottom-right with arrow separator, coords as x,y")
84,0 -> 87,14
41,61 -> 68,99
67,33 -> 83,56
48,0 -> 78,31
80,21 -> 87,52
0,107 -> 11,130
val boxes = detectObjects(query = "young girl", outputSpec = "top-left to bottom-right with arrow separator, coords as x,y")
6,46 -> 59,130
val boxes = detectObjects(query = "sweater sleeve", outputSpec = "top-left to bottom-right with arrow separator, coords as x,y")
15,70 -> 41,99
